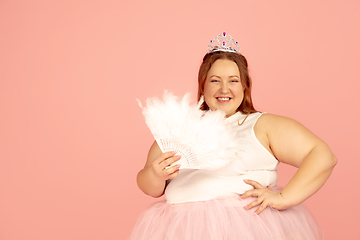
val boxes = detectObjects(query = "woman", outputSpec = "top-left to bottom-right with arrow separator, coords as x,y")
130,33 -> 337,239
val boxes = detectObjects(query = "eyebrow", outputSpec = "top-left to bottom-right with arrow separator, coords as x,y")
208,75 -> 240,79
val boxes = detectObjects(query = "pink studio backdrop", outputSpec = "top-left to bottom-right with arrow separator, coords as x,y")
1,1 -> 359,239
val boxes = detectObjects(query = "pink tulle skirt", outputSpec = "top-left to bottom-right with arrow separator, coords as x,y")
128,192 -> 323,240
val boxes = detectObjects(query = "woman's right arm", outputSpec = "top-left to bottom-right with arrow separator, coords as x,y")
137,141 -> 181,198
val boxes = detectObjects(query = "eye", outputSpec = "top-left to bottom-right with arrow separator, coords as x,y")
210,79 -> 220,83
230,79 -> 239,83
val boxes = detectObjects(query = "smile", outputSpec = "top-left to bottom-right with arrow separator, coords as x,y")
217,97 -> 231,101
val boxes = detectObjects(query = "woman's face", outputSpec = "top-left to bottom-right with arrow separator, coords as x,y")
204,59 -> 244,117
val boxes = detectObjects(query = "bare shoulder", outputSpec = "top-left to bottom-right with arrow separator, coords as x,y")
254,113 -> 293,140
256,113 -> 299,126
255,113 -> 313,135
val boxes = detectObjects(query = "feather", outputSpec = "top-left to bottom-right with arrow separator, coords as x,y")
137,91 -> 241,170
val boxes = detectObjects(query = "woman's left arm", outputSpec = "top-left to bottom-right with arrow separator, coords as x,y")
242,114 -> 337,214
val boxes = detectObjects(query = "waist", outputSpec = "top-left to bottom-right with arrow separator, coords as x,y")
165,169 -> 278,204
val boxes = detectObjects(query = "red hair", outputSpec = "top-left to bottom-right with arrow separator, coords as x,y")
197,51 -> 257,114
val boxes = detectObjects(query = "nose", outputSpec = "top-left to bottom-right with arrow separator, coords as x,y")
220,82 -> 230,93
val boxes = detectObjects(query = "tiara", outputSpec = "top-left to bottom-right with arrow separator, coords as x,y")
207,32 -> 240,53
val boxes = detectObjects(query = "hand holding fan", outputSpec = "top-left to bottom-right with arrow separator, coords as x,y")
137,91 -> 240,170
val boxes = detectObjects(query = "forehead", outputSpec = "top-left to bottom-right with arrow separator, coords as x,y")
208,59 -> 240,76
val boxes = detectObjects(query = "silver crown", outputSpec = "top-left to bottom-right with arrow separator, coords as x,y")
207,32 -> 240,53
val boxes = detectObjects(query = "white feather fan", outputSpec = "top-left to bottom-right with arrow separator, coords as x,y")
137,91 -> 240,170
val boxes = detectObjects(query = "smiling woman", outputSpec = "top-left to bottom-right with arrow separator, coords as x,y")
198,49 -> 257,118
128,32 -> 337,240
203,59 -> 244,117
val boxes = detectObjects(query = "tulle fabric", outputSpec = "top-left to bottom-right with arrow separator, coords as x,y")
128,192 -> 323,240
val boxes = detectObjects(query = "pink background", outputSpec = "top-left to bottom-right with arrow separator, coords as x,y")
1,0 -> 359,239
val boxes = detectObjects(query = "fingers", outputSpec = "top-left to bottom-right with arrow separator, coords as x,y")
241,179 -> 264,199
243,179 -> 264,189
153,151 -> 181,169
242,195 -> 268,215
240,189 -> 258,199
167,165 -> 180,179
160,158 -> 181,180
162,163 -> 181,176
151,151 -> 182,180
161,154 -> 181,169
243,195 -> 263,209
255,202 -> 267,215
153,151 -> 177,164
241,186 -> 284,214
241,180 -> 268,214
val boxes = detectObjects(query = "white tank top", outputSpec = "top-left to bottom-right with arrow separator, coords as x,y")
165,112 -> 279,203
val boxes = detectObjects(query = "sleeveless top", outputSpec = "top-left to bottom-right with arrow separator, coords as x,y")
165,112 -> 279,204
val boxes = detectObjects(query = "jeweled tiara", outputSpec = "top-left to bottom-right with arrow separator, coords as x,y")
207,32 -> 240,53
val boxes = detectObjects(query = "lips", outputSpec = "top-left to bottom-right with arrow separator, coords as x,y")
216,97 -> 231,103
217,97 -> 231,100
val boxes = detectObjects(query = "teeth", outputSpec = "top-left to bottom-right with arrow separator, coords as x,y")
218,97 -> 230,101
